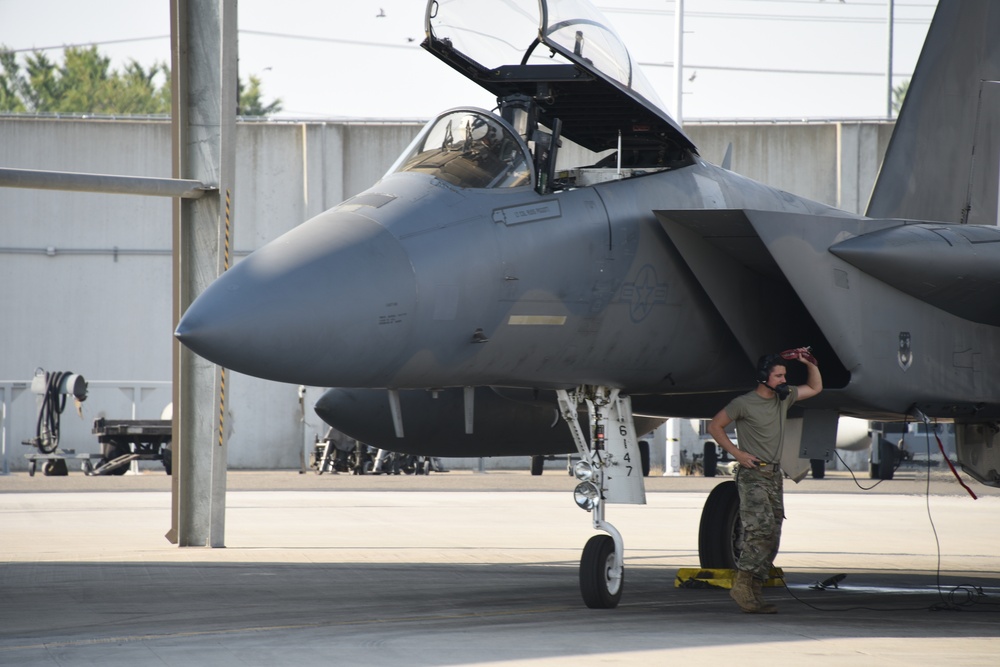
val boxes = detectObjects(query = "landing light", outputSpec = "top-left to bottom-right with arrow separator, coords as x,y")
573,459 -> 594,482
573,482 -> 600,511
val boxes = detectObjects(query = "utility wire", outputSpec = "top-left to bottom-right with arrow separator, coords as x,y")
2,35 -> 169,54
2,32 -> 912,80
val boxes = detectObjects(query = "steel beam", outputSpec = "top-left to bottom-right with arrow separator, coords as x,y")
0,168 -> 212,199
167,0 -> 237,548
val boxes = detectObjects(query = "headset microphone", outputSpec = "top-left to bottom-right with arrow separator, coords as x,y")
768,382 -> 791,400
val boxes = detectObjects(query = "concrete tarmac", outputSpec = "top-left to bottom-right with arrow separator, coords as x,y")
1,470 -> 999,666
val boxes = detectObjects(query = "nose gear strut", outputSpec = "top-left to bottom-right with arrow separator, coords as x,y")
557,386 -> 646,608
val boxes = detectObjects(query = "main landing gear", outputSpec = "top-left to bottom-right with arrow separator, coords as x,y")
698,480 -> 742,569
556,386 -> 646,609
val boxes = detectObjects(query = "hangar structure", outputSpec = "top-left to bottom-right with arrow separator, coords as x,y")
0,0 -> 894,547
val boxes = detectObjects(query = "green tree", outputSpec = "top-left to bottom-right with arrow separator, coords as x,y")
110,61 -> 172,114
0,44 -> 280,117
0,50 -> 27,112
892,79 -> 910,115
24,50 -> 63,112
55,46 -> 114,113
238,74 -> 282,116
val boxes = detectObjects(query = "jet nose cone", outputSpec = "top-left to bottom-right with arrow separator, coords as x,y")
176,209 -> 416,386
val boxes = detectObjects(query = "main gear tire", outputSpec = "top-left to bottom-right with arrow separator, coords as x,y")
698,480 -> 742,569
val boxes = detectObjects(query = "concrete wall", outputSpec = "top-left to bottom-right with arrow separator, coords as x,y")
0,118 -> 424,472
0,116 -> 891,471
684,120 -> 894,212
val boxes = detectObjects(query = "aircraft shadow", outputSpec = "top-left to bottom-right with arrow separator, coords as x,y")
2,560 -> 997,666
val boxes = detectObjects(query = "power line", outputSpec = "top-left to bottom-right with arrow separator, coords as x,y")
2,33 -> 911,80
2,35 -> 169,55
603,9 -> 930,25
1,31 -> 420,56
598,1 -> 937,9
600,0 -> 935,6
598,1 -> 935,24
240,30 -> 420,51
684,11 -> 928,25
4,0 -> 938,58
3,1 -> 938,56
639,61 -> 913,78
3,7 -> 927,83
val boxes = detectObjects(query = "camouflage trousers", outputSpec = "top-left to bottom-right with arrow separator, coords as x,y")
735,465 -> 784,580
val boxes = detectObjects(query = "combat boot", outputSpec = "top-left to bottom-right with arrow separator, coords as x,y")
729,570 -> 761,613
750,577 -> 778,614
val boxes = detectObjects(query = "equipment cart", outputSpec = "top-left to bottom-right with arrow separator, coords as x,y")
89,418 -> 172,475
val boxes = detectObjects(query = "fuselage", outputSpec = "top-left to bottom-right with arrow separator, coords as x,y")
175,101 -> 1000,424
175,116 -> 851,398
175,0 -> 1000,486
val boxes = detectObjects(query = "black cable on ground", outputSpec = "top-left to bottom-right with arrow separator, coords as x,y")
833,449 -> 897,491
779,574 -> 1000,614
783,420 -> 998,613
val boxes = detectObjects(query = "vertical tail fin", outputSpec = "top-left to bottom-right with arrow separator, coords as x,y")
867,1 -> 1000,225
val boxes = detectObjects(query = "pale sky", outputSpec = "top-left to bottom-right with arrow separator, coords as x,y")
0,0 -> 937,122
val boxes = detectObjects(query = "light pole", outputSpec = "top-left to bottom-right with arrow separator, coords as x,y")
674,0 -> 685,125
886,0 -> 895,118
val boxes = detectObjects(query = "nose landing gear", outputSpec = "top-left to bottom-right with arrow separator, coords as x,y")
557,386 -> 646,609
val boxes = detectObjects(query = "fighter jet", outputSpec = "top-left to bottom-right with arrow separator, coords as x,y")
176,0 -> 1000,608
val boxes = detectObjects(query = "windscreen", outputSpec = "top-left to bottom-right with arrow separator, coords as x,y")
392,109 -> 532,189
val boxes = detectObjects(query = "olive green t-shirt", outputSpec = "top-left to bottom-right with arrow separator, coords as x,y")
724,385 -> 798,464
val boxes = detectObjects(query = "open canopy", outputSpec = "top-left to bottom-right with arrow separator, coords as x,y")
422,0 -> 697,156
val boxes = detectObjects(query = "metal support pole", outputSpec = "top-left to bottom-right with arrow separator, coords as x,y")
886,0 -> 895,118
1,386 -> 7,475
673,0 -> 685,126
168,0 -> 238,548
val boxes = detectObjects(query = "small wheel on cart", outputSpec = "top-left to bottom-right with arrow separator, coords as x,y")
43,459 -> 69,476
29,460 -> 37,477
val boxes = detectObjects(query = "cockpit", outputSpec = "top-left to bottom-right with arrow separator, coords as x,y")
389,0 -> 698,193
395,110 -> 532,189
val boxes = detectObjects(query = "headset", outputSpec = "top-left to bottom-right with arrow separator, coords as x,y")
756,354 -> 790,400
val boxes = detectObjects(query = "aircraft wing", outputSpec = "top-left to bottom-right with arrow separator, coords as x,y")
657,207 -> 1000,419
